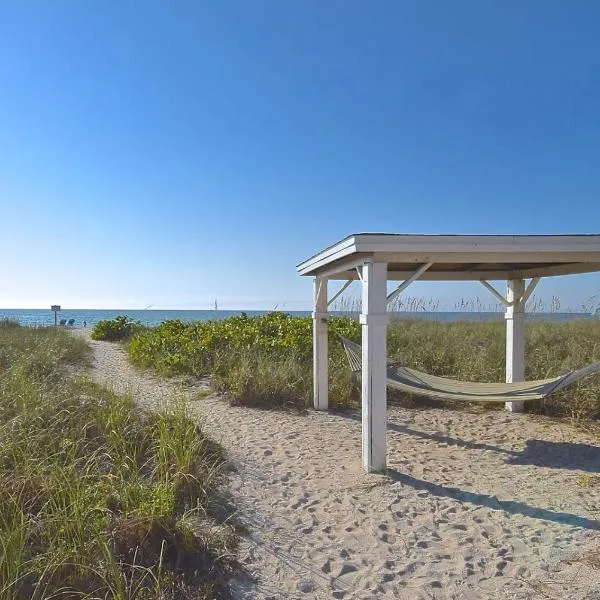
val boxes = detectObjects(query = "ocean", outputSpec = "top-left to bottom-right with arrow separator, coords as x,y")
0,308 -> 596,328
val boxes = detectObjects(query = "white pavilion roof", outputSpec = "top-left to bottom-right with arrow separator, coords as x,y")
297,233 -> 600,281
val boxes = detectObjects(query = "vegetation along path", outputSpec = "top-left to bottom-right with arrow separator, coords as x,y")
81,331 -> 600,600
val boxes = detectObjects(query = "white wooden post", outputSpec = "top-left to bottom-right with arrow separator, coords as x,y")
360,260 -> 388,472
313,277 -> 328,410
505,279 -> 525,412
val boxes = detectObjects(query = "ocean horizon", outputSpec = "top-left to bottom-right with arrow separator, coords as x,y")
1,308 -> 596,328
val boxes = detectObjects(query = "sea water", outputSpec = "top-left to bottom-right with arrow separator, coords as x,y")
0,308 -> 595,328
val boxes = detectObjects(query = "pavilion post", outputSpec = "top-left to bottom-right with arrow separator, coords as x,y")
505,278 -> 526,412
360,260 -> 388,472
313,276 -> 328,410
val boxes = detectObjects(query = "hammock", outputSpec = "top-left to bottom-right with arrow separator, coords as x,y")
339,336 -> 600,403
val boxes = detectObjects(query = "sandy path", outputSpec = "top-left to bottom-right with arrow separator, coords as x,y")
79,331 -> 600,600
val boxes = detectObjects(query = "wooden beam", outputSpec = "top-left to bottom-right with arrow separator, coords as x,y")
314,263 -> 600,281
512,262 -> 600,278
373,251 -> 600,264
308,256 -> 368,280
360,261 -> 388,473
312,277 -> 328,411
505,279 -> 526,413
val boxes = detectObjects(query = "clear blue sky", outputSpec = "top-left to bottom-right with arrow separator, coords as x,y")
1,1 -> 599,310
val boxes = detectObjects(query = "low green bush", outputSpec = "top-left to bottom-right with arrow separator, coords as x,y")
128,312 -> 360,409
91,315 -> 143,341
127,312 -> 600,419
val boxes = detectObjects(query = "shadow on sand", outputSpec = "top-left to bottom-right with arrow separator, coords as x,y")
387,469 -> 600,531
339,411 -> 600,530
342,412 -> 600,472
388,421 -> 600,472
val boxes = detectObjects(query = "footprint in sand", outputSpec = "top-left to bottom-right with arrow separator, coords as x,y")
380,532 -> 396,544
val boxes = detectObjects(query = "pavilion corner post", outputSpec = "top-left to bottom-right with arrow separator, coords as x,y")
312,276 -> 329,411
360,260 -> 388,473
505,279 -> 526,412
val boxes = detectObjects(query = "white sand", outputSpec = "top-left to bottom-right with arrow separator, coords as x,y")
79,331 -> 600,599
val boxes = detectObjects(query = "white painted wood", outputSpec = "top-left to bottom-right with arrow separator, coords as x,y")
305,263 -> 600,282
479,280 -> 511,307
312,277 -> 328,411
327,279 -> 354,307
297,233 -> 600,277
505,279 -> 526,412
386,262 -> 433,304
298,234 -> 600,473
360,261 -> 388,472
521,277 -> 541,305
513,262 -> 600,279
299,250 -> 364,278
305,256 -> 367,280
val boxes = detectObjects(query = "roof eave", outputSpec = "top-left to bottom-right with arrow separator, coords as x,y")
297,233 -> 600,279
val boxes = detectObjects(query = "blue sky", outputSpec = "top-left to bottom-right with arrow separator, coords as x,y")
1,1 -> 599,310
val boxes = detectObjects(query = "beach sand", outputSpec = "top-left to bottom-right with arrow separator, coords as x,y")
78,331 -> 600,599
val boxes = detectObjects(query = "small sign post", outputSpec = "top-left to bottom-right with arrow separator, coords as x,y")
51,305 -> 61,327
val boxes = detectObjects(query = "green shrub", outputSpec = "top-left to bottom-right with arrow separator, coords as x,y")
127,312 -> 600,419
128,312 -> 359,409
91,315 -> 143,341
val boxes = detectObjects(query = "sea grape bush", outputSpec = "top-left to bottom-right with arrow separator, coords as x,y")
128,312 -> 359,375
127,312 -> 600,417
91,315 -> 143,341
128,312 -> 360,408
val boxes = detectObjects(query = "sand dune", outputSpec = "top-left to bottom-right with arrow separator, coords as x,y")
81,331 -> 600,599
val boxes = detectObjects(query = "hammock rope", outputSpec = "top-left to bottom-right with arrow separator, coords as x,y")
339,336 -> 600,403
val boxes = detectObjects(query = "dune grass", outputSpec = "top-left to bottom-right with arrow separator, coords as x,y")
0,321 -> 235,599
124,313 -> 600,420
386,318 -> 600,418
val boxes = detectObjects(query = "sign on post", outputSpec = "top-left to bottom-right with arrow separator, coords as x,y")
51,305 -> 61,326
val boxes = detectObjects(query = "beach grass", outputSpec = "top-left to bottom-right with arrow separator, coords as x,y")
0,322 -> 235,599
124,313 -> 600,420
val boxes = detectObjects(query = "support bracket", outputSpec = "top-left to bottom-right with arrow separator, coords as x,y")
521,277 -> 541,305
327,279 -> 354,307
386,262 -> 433,305
479,277 -> 542,308
479,280 -> 511,307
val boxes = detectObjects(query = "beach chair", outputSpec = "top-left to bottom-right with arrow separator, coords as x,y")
67,319 -> 75,327
339,336 -> 600,404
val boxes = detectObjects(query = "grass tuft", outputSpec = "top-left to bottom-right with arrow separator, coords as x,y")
0,323 -> 235,599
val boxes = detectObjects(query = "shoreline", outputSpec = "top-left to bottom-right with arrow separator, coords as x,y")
5,308 -> 599,330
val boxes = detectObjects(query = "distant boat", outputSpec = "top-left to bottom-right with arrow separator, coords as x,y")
214,299 -> 218,311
